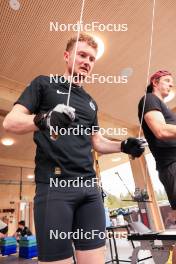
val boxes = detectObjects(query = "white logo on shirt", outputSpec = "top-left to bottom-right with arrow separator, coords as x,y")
57,90 -> 69,95
89,101 -> 96,111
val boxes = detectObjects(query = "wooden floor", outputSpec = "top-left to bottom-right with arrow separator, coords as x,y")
0,254 -> 38,264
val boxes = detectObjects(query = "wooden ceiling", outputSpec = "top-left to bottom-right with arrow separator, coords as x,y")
0,0 -> 176,180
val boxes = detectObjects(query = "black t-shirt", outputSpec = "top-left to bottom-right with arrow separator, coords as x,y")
138,93 -> 176,170
15,75 -> 99,183
16,226 -> 32,237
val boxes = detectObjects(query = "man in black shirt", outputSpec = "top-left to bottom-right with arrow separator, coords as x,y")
14,220 -> 32,241
138,70 -> 176,263
3,33 -> 144,264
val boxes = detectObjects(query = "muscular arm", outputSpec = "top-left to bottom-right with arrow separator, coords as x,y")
91,131 -> 121,154
144,110 -> 176,139
3,104 -> 38,134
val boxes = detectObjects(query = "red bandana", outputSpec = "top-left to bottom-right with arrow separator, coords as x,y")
150,70 -> 172,84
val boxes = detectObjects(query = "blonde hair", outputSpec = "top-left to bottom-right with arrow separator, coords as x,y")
66,33 -> 98,51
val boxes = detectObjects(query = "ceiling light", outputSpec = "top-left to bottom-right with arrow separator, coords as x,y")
164,90 -> 175,103
120,67 -> 133,77
1,138 -> 14,146
9,0 -> 20,11
92,35 -> 105,60
27,175 -> 34,179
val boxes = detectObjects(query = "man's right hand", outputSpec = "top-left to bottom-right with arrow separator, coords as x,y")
121,137 -> 146,158
34,104 -> 75,130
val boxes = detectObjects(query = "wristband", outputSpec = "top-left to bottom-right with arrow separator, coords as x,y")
33,113 -> 47,130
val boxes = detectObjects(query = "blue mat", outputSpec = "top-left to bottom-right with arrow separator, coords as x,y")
19,246 -> 38,258
1,245 -> 17,256
20,235 -> 36,241
0,237 -> 16,246
19,241 -> 37,247
18,236 -> 38,258
19,252 -> 38,259
19,246 -> 37,253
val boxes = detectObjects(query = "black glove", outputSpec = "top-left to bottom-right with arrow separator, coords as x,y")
121,137 -> 145,158
34,104 -> 75,130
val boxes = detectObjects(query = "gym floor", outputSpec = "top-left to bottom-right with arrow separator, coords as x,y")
0,240 -> 156,264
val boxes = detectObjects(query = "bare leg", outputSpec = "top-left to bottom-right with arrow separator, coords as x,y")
76,246 -> 106,264
38,257 -> 73,264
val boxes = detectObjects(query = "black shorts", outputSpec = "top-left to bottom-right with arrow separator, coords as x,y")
159,162 -> 176,210
34,177 -> 106,262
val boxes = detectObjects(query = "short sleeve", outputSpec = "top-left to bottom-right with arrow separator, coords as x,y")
91,113 -> 99,133
138,94 -> 162,121
14,75 -> 44,114
91,101 -> 99,133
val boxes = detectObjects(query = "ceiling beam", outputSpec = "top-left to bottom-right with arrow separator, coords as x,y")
98,111 -> 136,139
0,76 -> 24,110
0,75 -> 24,91
0,158 -> 35,169
0,98 -> 13,114
0,86 -> 21,102
0,180 -> 35,185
